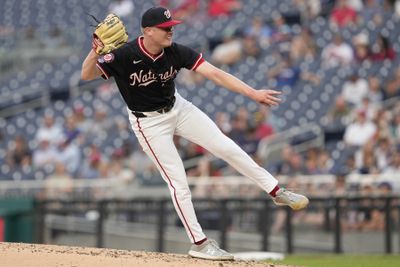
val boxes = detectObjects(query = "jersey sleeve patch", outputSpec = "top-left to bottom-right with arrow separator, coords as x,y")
96,51 -> 119,79
103,53 -> 115,63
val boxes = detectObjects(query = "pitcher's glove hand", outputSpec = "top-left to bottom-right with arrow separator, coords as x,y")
92,14 -> 128,55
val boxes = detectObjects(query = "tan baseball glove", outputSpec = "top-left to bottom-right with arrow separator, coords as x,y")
92,14 -> 128,55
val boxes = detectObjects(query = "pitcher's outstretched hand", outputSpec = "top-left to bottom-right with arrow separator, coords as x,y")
249,89 -> 282,106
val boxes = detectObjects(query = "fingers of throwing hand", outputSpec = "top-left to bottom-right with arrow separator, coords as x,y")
265,92 -> 281,106
266,90 -> 282,96
265,98 -> 279,106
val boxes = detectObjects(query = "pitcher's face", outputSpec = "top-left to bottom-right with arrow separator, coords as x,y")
151,26 -> 174,47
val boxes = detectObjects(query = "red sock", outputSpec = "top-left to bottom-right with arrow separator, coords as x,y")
194,237 -> 207,245
269,185 -> 280,197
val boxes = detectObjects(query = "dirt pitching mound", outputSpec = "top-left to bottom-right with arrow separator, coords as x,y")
0,242 -> 297,267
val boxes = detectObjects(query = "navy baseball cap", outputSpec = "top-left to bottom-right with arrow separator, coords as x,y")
141,7 -> 182,28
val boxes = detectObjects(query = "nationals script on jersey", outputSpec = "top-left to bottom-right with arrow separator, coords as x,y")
96,36 -> 204,112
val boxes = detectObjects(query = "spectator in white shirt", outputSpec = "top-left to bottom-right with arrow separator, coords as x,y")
341,72 -> 369,106
32,139 -> 58,168
321,33 -> 354,68
344,110 -> 376,146
354,96 -> 378,121
35,114 -> 63,146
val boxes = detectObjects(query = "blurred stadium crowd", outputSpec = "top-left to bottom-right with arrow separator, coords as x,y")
1,0 -> 400,217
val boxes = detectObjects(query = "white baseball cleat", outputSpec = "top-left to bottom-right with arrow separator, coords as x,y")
272,188 -> 309,210
188,239 -> 234,261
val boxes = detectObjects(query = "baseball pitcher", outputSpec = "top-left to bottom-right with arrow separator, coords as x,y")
81,7 -> 308,260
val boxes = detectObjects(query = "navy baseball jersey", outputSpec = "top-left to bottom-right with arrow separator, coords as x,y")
96,36 -> 204,112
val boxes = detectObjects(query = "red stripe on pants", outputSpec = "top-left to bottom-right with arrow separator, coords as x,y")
136,118 -> 197,243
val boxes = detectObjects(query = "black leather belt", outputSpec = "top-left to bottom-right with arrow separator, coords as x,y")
131,97 -> 176,118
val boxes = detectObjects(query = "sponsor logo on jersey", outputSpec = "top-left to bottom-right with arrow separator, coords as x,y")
129,66 -> 178,87
133,59 -> 142,64
103,53 -> 114,63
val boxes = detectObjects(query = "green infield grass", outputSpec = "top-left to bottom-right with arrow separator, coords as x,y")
269,254 -> 400,267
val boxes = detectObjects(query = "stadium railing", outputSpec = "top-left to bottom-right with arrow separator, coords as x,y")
32,195 -> 400,254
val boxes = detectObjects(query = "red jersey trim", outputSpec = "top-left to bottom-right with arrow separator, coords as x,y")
190,53 -> 204,71
96,63 -> 109,80
138,36 -> 165,62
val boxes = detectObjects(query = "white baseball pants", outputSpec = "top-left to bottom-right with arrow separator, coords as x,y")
128,92 -> 278,244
